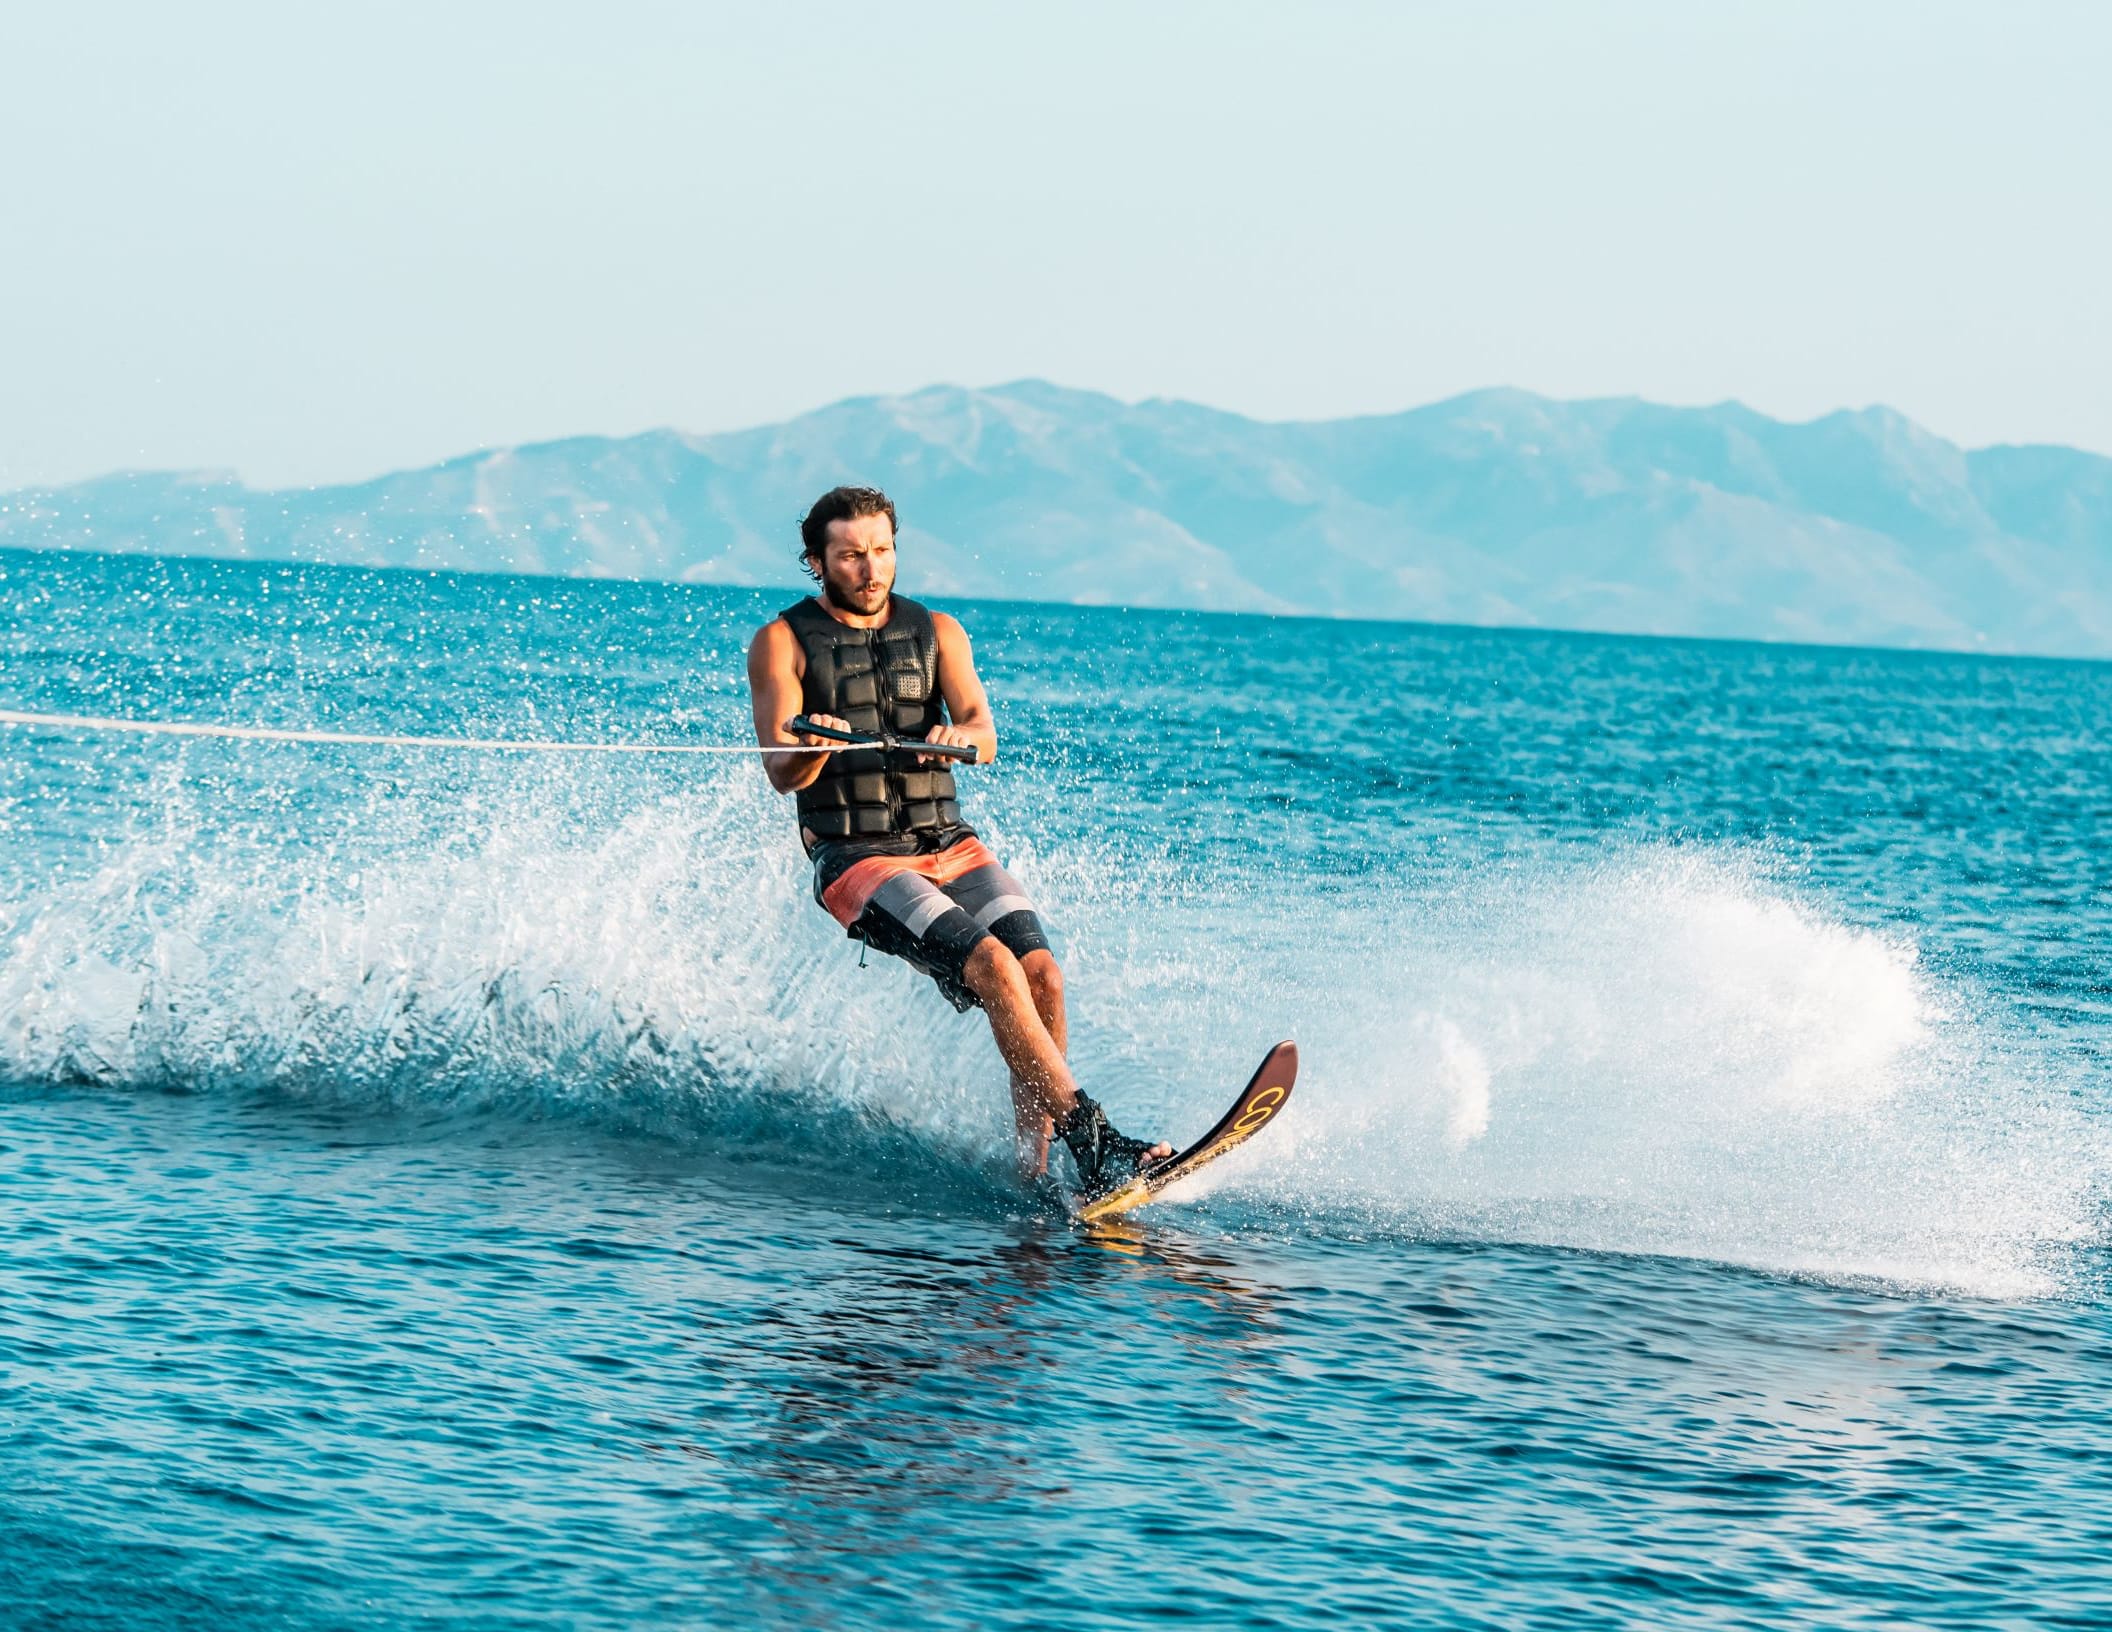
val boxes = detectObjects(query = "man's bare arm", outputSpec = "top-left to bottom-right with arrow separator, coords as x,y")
746,619 -> 838,794
927,612 -> 998,765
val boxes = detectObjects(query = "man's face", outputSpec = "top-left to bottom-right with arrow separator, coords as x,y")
814,514 -> 896,615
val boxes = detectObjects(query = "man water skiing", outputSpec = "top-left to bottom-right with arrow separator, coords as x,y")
746,485 -> 1171,1193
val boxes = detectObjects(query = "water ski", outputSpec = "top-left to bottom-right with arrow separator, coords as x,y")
1075,1041 -> 1298,1223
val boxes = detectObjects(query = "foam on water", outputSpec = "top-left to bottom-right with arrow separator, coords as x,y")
0,753 -> 2101,1296
0,760 -> 1024,1202
1173,849 -> 2105,1298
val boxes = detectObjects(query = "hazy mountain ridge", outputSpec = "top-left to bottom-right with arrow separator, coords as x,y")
5,382 -> 2110,656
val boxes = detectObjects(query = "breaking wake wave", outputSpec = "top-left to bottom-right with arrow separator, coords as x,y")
1,757 -> 2101,1296
0,762 -> 1036,1211
1189,850 -> 2106,1298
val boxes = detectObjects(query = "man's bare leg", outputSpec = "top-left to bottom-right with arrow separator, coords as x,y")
964,939 -> 1077,1137
1009,950 -> 1067,1172
962,939 -> 1169,1180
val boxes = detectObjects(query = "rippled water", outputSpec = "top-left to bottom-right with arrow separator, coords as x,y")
3,548 -> 2109,1629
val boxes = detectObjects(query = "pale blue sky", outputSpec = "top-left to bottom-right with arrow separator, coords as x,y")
2,1 -> 2107,488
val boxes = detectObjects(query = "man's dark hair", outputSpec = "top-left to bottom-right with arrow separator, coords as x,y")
799,486 -> 898,580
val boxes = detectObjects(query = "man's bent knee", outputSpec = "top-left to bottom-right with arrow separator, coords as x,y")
1020,949 -> 1063,1002
962,936 -> 1026,999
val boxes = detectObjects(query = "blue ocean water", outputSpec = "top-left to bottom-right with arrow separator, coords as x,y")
2,546 -> 2109,1630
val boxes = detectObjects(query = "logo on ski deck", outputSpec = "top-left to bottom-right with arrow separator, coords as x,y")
1230,1083 -> 1288,1137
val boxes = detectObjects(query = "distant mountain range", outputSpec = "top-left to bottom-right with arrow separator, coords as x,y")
5,381 -> 2110,657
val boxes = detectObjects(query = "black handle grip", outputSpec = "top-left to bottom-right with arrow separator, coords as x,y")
787,715 -> 979,764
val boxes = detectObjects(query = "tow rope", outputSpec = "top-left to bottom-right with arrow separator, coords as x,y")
0,707 -> 836,756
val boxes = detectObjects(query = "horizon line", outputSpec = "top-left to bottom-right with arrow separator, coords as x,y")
11,379 -> 2108,498
4,538 -> 2103,672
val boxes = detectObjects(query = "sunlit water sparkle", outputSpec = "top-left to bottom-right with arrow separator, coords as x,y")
3,549 -> 2109,1629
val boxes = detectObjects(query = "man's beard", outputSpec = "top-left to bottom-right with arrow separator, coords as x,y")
821,573 -> 890,616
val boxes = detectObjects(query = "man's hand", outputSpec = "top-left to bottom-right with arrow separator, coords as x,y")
920,722 -> 982,764
788,712 -> 852,748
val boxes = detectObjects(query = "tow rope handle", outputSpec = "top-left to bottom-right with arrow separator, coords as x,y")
787,714 -> 980,764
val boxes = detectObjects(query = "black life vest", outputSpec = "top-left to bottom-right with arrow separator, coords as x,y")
781,594 -> 962,843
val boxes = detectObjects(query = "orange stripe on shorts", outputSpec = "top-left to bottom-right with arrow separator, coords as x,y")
819,836 -> 1002,927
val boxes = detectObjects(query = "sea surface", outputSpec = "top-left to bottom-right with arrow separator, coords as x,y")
2,547 -> 2109,1630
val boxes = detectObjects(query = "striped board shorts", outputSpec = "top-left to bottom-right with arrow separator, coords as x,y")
812,829 -> 1051,1012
